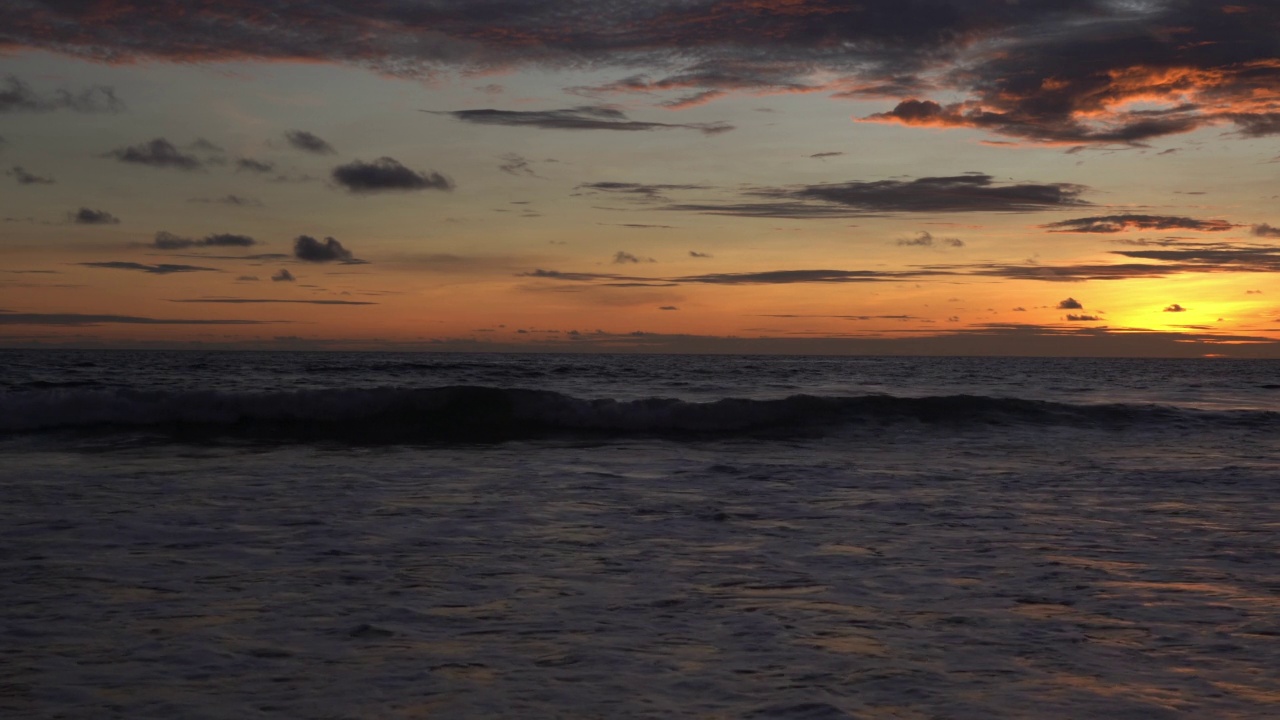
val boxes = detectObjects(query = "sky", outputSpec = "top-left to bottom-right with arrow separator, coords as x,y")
2,0 -> 1279,356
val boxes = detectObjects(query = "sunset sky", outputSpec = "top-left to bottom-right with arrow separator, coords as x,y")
2,0 -> 1279,356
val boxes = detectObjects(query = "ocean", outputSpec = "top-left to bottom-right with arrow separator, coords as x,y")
2,350 -> 1278,718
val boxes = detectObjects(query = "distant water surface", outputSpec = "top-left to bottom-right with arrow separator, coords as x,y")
2,351 -> 1278,718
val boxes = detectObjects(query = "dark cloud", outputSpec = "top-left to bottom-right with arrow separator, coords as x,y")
1227,113 -> 1280,138
331,157 -> 453,193
1065,314 -> 1102,322
964,262 -> 1193,282
761,314 -> 915,321
236,158 -> 275,173
78,262 -> 221,274
272,268 -> 296,282
659,306 -> 679,310
105,138 -> 202,170
170,298 -> 374,305
1056,298 -> 1084,310
1109,244 -> 1280,272
677,269 -> 923,285
294,235 -> 363,263
857,5 -> 1280,145
284,130 -> 336,154
689,251 -> 712,258
661,174 -> 1087,218
5,3 -> 1278,147
809,152 -> 844,159
1164,304 -> 1188,313
151,231 -> 257,250
0,310 -> 268,326
8,166 -> 53,185
1042,215 -> 1239,234
896,231 -> 963,248
1252,223 -> 1280,237
0,74 -> 123,113
431,106 -> 732,135
70,208 -> 119,225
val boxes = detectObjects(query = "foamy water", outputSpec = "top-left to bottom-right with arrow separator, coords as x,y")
2,351 -> 1278,718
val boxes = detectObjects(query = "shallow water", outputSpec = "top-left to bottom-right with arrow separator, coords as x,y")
2,351 -> 1279,718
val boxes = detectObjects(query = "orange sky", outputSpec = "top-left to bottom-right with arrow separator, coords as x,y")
2,1 -> 1279,356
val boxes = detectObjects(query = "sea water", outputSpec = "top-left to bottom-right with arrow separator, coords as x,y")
2,350 -> 1278,718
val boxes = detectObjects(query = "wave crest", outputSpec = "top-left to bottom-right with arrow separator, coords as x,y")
1,385 -> 1273,440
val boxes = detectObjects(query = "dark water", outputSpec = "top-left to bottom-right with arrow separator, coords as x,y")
2,351 -> 1278,718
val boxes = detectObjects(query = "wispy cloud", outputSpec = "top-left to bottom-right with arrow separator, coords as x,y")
151,231 -> 257,250
8,166 -> 54,185
430,106 -> 732,134
284,130 -> 335,154
170,298 -> 375,305
78,261 -> 221,274
1042,215 -> 1239,234
652,174 -> 1088,218
0,310 -> 270,326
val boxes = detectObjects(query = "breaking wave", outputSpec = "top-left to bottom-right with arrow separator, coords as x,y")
2,385 -> 1275,441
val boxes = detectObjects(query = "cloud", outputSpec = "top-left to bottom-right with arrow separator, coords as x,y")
677,269 -> 922,285
1065,314 -> 1102,322
151,231 -> 257,249
294,235 -> 362,263
284,130 -> 336,154
896,231 -> 963,248
430,106 -> 733,134
236,158 -> 275,173
105,138 -> 202,170
188,195 -> 263,207
1042,215 -> 1239,234
689,251 -> 712,258
498,153 -> 542,177
70,208 -> 120,225
1109,244 -> 1280,271
272,268 -> 296,282
189,138 -> 223,154
661,174 -> 1087,218
576,182 -> 709,201
1252,223 -> 1280,237
1164,304 -> 1188,312
331,157 -> 453,193
1247,290 -> 1263,295
0,310 -> 269,326
6,3 -> 1279,148
0,74 -> 123,114
170,298 -> 375,305
78,262 -> 221,274
809,152 -> 844,159
659,306 -> 679,310
1056,298 -> 1084,310
613,251 -> 654,264
8,166 -> 54,185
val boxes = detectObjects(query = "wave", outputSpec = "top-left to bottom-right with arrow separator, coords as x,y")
2,385 -> 1275,441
